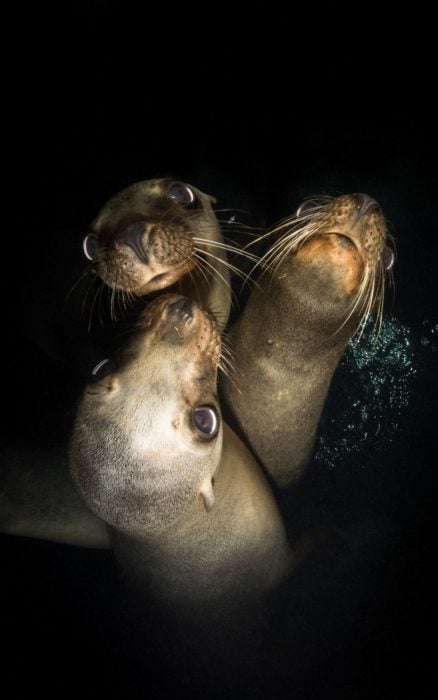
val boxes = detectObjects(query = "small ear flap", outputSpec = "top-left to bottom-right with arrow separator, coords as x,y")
207,194 -> 217,205
199,478 -> 215,512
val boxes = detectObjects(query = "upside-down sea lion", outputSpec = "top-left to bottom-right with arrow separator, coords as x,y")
69,293 -> 292,674
221,193 -> 395,489
82,179 -> 233,329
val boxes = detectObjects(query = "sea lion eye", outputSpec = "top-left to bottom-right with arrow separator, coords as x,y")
191,406 -> 219,439
83,234 -> 99,261
296,199 -> 321,218
91,358 -> 114,381
167,182 -> 196,206
381,245 -> 395,271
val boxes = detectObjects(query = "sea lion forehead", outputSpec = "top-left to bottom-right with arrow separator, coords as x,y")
108,179 -> 170,205
91,179 -> 173,228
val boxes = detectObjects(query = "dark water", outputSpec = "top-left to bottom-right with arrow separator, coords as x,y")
2,4 -> 437,698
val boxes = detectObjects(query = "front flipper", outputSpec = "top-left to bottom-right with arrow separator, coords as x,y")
0,444 -> 110,548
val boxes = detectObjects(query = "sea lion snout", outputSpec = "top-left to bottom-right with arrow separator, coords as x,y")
116,221 -> 150,263
136,295 -> 220,360
159,296 -> 195,344
355,193 -> 380,218
166,296 -> 194,320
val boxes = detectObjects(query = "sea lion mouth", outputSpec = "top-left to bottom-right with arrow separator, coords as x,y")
320,231 -> 369,268
322,232 -> 359,252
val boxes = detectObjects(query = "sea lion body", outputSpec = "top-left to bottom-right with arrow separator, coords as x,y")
69,293 -> 290,604
0,445 -> 109,548
69,294 -> 291,677
83,179 -> 232,328
221,194 -> 393,488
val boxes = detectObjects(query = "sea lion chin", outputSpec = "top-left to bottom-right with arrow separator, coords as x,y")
221,193 -> 395,489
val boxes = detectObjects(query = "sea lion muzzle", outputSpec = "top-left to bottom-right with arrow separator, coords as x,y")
116,221 -> 150,263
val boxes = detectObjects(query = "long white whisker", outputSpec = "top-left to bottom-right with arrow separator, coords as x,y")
193,253 -> 239,311
192,237 -> 260,263
194,247 -> 260,289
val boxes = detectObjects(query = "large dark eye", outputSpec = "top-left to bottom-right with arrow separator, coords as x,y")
167,181 -> 196,206
381,245 -> 395,271
296,199 -> 321,218
83,234 -> 99,261
91,358 -> 114,381
191,406 -> 219,439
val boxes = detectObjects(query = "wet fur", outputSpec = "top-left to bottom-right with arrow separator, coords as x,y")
0,444 -> 109,547
221,194 -> 394,488
69,295 -> 291,602
84,179 -> 237,329
69,294 -> 292,675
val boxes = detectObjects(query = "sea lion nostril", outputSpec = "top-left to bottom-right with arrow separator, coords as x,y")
355,193 -> 379,217
116,222 -> 149,263
296,199 -> 322,217
167,297 -> 194,318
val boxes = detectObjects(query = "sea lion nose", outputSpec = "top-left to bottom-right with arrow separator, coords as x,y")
160,297 -> 195,345
116,222 -> 149,263
167,297 -> 194,319
355,193 -> 380,218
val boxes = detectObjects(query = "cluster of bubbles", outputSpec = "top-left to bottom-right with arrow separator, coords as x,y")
315,316 -> 437,470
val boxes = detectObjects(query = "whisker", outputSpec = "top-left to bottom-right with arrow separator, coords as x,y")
64,268 -> 94,308
184,262 -> 209,303
192,237 -> 260,263
88,281 -> 104,332
193,253 -> 237,308
77,274 -> 99,320
96,281 -> 106,328
194,247 -> 257,285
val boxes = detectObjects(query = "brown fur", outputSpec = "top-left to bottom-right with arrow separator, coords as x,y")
0,445 -> 109,547
70,295 -> 291,601
221,193 -> 390,488
86,179 -> 231,328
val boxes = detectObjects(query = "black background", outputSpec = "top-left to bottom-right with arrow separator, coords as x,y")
2,3 -> 437,698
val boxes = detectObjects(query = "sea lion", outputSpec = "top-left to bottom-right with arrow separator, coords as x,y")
221,193 -> 395,489
81,179 -> 233,329
0,445 -> 110,548
69,293 -> 292,676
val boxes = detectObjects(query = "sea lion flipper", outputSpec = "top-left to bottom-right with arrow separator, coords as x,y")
0,445 -> 111,548
199,477 -> 215,512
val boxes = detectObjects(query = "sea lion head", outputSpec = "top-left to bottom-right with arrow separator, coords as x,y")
70,294 -> 222,538
82,179 -> 220,296
261,193 -> 394,337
